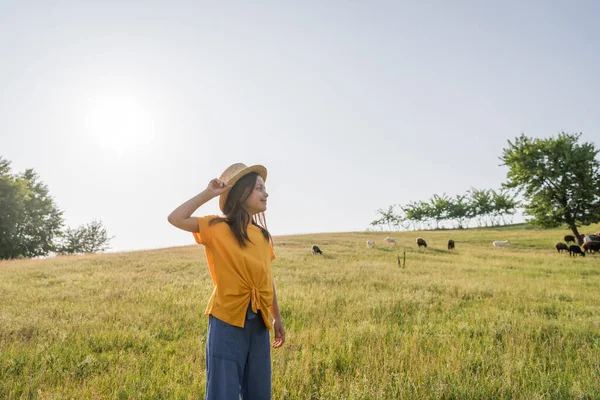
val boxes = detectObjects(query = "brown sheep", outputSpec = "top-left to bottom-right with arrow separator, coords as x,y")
564,235 -> 575,243
565,234 -> 585,244
447,239 -> 455,251
416,237 -> 427,248
583,241 -> 600,254
555,242 -> 569,253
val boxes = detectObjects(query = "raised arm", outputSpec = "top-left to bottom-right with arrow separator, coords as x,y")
167,178 -> 231,233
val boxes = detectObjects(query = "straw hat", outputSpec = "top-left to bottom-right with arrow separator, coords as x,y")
218,163 -> 267,213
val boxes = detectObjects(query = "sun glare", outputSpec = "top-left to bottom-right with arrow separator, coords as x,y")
83,93 -> 156,155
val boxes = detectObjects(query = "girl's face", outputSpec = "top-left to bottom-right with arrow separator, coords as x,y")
243,176 -> 268,215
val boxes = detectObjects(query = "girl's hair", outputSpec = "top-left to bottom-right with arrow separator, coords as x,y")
209,172 -> 271,247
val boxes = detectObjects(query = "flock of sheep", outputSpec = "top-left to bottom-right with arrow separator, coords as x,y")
310,232 -> 600,257
311,237 -> 456,254
377,236 -> 456,250
555,233 -> 600,257
372,237 -> 505,251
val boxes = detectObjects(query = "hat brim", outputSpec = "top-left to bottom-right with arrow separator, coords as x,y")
219,165 -> 267,213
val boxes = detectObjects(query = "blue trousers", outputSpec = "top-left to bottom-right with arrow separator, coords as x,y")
205,305 -> 271,400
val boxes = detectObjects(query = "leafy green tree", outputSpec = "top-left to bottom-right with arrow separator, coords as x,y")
56,220 -> 113,254
428,193 -> 452,229
469,188 -> 494,226
402,201 -> 423,231
418,201 -> 434,230
0,158 -> 26,258
448,194 -> 472,229
501,132 -> 600,244
490,189 -> 519,225
371,205 -> 403,231
0,157 -> 63,259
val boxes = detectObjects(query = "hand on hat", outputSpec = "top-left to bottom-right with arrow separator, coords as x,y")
206,178 -> 232,198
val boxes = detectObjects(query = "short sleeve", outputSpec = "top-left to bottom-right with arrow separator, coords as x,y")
192,215 -> 216,246
270,244 -> 276,261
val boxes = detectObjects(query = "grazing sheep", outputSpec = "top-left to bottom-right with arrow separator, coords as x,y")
555,242 -> 569,253
564,235 -> 575,243
492,240 -> 510,248
583,234 -> 600,244
583,241 -> 600,254
568,245 -> 585,257
311,245 -> 323,255
385,237 -> 397,246
416,237 -> 427,248
447,239 -> 455,251
366,240 -> 375,248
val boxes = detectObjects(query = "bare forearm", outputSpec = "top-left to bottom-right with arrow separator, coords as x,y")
270,283 -> 282,321
167,190 -> 217,232
169,190 -> 214,220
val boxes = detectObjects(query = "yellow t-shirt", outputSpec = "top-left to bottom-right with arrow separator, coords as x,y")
193,215 -> 275,329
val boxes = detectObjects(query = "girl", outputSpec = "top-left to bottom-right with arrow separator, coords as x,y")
167,163 -> 285,400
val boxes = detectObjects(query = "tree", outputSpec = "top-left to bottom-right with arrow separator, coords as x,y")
469,189 -> 493,226
0,157 -> 64,259
0,158 -> 24,258
370,205 -> 402,231
418,201 -> 434,230
402,201 -> 428,230
56,220 -> 113,254
428,193 -> 452,229
448,194 -> 472,229
490,189 -> 519,225
501,132 -> 600,244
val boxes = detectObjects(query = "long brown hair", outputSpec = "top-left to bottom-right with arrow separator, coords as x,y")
209,172 -> 271,247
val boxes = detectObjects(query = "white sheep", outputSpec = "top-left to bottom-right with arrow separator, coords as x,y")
385,237 -> 397,246
583,234 -> 600,244
492,240 -> 510,248
366,240 -> 375,248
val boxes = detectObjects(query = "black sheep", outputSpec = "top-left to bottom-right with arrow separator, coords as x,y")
569,245 -> 585,257
555,242 -> 569,253
311,245 -> 323,255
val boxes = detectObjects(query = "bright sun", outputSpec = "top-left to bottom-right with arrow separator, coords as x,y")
83,93 -> 155,155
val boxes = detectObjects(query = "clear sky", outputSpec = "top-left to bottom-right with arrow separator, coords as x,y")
1,1 -> 598,251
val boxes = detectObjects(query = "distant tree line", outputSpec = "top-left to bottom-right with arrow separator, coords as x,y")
371,132 -> 600,242
0,156 -> 113,260
371,189 -> 519,231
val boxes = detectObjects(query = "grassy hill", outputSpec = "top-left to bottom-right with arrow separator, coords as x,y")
1,224 -> 600,399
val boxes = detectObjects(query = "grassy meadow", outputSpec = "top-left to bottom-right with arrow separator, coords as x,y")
1,224 -> 600,399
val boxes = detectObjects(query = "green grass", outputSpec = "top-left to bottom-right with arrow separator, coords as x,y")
1,224 -> 600,399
